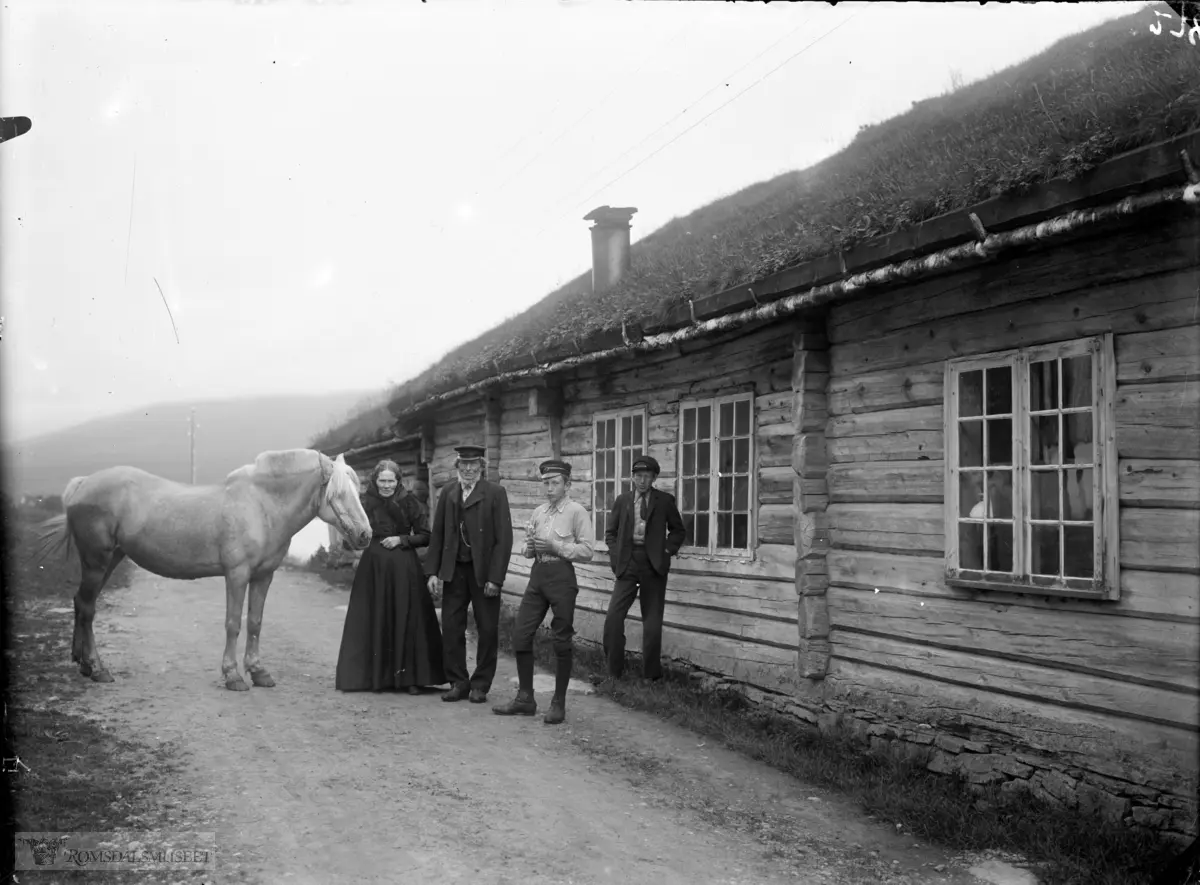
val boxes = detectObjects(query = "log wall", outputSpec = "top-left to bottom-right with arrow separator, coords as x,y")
488,321 -> 802,691
820,211 -> 1200,837
380,208 -> 1197,841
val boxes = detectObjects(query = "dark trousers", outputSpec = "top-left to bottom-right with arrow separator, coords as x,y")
513,561 -> 578,657
441,561 -> 501,693
604,547 -> 667,679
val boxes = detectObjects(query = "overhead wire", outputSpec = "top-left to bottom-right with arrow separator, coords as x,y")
470,91 -> 570,190
530,6 -> 862,241
536,9 -> 818,223
470,19 -> 700,205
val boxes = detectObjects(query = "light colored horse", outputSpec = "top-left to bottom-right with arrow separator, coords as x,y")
36,449 -> 372,691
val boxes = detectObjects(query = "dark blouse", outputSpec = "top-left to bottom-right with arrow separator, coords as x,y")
361,490 -> 431,547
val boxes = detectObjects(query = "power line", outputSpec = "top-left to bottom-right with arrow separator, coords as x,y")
537,10 -> 817,222
469,91 -> 570,190
571,9 -> 860,217
533,7 -> 861,241
472,20 -> 699,205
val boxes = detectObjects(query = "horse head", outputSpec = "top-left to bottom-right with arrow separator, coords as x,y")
317,453 -> 372,549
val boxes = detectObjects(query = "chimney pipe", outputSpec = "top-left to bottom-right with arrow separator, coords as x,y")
584,205 -> 637,294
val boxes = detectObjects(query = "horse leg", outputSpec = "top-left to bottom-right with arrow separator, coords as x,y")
221,570 -> 251,691
243,572 -> 276,688
74,549 -> 124,683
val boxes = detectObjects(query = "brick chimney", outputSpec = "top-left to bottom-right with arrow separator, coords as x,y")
584,205 -> 637,294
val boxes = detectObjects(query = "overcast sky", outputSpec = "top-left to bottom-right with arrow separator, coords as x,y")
1,0 -> 1145,443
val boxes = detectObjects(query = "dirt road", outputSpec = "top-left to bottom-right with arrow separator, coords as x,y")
57,567 -> 1028,885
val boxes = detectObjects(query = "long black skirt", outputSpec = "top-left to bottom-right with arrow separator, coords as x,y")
335,543 -> 446,692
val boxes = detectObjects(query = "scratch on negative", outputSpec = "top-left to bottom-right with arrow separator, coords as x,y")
154,277 -> 180,344
124,154 -> 137,286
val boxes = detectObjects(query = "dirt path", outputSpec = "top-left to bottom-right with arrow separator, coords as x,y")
65,567 -> 1024,885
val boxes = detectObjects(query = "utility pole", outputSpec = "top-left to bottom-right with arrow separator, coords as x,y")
189,408 -> 197,485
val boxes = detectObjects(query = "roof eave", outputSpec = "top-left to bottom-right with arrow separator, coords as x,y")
387,128 -> 1200,419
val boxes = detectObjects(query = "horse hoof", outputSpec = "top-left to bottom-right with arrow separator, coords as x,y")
249,671 -> 275,688
91,670 -> 114,683
225,678 -> 250,692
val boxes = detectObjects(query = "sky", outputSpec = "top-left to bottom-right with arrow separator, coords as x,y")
0,0 -> 1149,444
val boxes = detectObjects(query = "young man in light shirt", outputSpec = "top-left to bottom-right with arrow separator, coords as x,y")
493,459 -> 594,725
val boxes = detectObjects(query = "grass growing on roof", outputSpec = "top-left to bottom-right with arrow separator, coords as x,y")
316,9 -> 1200,452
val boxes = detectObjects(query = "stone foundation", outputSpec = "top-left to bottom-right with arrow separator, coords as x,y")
653,656 -> 1198,846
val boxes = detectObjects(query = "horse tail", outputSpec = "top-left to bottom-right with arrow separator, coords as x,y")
34,514 -> 75,565
33,477 -> 86,565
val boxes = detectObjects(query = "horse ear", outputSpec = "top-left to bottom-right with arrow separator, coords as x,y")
335,453 -> 346,464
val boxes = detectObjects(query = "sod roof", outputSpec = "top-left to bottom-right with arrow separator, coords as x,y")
314,10 -> 1200,453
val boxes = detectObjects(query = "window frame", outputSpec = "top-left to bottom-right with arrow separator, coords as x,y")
590,405 -> 649,551
676,391 -> 758,560
943,333 -> 1119,600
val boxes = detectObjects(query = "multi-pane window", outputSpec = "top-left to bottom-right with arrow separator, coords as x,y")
592,408 -> 647,543
679,394 -> 754,554
945,335 -> 1117,598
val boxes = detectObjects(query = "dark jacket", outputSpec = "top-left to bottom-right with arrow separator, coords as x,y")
424,479 -> 514,587
605,486 -> 686,578
360,489 -> 430,550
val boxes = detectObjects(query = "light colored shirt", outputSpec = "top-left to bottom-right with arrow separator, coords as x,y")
633,491 -> 648,545
459,479 -> 478,501
525,497 -> 594,563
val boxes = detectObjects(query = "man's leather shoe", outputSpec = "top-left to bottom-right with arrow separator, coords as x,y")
469,689 -> 487,704
543,698 -> 566,725
442,683 -> 470,702
492,690 -> 537,716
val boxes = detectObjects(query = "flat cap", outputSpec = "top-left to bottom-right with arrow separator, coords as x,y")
538,459 -> 572,479
454,444 -> 487,461
631,455 -> 660,475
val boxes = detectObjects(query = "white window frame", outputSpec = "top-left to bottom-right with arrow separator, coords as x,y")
591,406 -> 649,550
944,333 -> 1119,600
676,392 -> 757,559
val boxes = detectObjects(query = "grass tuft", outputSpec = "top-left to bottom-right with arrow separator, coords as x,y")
492,602 -> 1196,885
2,502 -> 193,882
292,555 -> 1197,884
318,9 -> 1200,452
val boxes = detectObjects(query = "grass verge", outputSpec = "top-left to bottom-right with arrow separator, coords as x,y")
492,602 -> 1195,885
2,504 -> 202,883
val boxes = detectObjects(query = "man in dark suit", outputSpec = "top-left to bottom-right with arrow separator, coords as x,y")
424,444 -> 514,704
602,455 -> 686,684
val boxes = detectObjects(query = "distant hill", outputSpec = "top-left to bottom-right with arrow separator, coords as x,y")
3,391 -> 375,496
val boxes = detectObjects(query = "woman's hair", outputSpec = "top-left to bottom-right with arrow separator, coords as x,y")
370,460 -> 404,493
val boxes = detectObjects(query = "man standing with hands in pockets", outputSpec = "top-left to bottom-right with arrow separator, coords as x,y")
602,455 -> 685,686
425,444 -> 514,705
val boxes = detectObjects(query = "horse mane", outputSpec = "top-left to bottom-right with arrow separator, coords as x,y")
250,449 -> 322,476
322,454 -> 361,504
224,449 -> 321,486
223,449 -> 358,503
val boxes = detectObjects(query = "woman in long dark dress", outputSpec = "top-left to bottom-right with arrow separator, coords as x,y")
335,460 -> 446,693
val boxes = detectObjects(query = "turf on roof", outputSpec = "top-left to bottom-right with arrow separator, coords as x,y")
314,10 -> 1200,453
